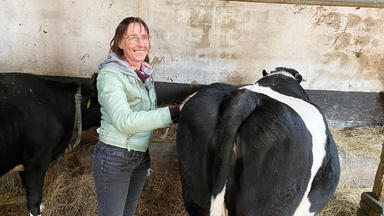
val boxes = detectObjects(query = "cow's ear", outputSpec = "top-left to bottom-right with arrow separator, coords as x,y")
295,74 -> 303,83
262,70 -> 268,76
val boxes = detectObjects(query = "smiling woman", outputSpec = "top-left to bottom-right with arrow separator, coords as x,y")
92,17 -> 190,216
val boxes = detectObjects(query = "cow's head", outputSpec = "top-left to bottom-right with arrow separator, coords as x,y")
259,67 -> 309,101
262,67 -> 304,83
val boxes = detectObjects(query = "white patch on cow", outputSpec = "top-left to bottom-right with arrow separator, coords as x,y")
243,84 -> 327,216
210,184 -> 228,216
40,203 -> 45,212
264,71 -> 296,80
147,168 -> 152,177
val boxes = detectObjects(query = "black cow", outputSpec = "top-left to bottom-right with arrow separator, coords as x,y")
0,73 -> 101,216
176,67 -> 340,216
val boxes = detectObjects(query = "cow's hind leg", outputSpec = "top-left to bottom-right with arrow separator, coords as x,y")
183,196 -> 210,216
307,134 -> 340,213
180,184 -> 210,216
20,160 -> 50,216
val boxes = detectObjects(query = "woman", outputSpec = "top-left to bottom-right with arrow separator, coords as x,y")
92,17 -> 183,216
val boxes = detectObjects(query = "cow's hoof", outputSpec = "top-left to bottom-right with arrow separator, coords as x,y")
29,204 -> 44,216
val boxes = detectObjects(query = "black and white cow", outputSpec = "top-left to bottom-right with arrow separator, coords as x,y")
0,73 -> 101,216
176,67 -> 340,216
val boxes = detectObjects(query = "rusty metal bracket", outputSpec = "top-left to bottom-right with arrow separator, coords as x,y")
358,192 -> 384,216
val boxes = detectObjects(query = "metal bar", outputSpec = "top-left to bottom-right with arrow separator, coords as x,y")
223,0 -> 384,8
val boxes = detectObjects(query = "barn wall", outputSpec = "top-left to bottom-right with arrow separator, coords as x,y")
1,0 -> 384,126
1,0 -> 384,92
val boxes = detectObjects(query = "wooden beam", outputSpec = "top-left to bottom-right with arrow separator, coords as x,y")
222,0 -> 384,8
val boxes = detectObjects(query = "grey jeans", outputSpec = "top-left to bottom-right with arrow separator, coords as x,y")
92,141 -> 150,216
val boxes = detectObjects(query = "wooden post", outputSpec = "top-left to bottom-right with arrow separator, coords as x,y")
373,142 -> 384,202
358,142 -> 384,216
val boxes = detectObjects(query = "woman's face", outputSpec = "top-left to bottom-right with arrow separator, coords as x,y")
118,22 -> 150,67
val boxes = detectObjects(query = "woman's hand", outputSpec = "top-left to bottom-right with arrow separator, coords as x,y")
179,92 -> 197,111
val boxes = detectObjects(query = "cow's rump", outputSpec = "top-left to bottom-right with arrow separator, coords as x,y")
176,68 -> 340,216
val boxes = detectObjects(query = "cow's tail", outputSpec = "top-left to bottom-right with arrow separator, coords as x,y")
207,89 -> 260,216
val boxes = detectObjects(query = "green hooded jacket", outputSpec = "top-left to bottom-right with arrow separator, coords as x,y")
96,52 -> 172,152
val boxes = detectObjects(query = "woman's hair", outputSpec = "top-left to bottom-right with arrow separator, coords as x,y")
110,17 -> 150,63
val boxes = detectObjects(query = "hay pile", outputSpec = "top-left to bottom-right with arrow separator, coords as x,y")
136,158 -> 187,216
0,171 -> 27,215
0,124 -> 382,216
318,188 -> 364,216
330,126 -> 383,162
152,123 -> 178,144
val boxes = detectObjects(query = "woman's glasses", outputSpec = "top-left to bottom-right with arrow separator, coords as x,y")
123,34 -> 151,44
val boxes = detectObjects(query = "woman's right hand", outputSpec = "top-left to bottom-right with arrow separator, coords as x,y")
179,92 -> 197,111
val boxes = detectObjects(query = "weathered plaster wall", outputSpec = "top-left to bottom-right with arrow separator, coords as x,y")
1,0 -> 383,92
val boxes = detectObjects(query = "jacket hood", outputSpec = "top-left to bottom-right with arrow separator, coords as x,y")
99,52 -> 154,90
99,52 -> 137,77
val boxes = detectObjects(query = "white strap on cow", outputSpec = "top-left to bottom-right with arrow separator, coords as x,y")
72,86 -> 83,147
